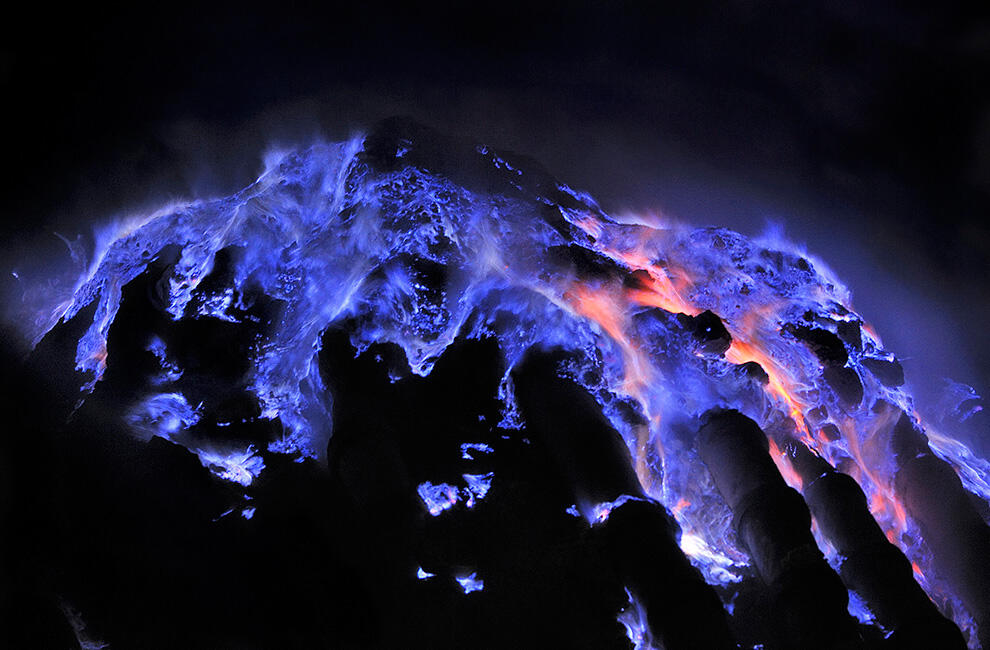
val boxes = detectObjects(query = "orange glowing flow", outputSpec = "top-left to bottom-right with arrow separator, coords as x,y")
768,438 -> 804,490
725,338 -> 810,436
566,285 -> 627,344
558,226 -> 944,597
564,282 -> 668,488
572,215 -> 604,240
87,344 -> 109,374
613,252 -> 700,318
564,284 -> 653,402
837,416 -> 911,544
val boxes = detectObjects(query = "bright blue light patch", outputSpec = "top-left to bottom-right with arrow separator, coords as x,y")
590,494 -> 646,525
455,572 -> 484,594
145,336 -> 183,384
847,590 -> 876,626
416,567 -> 435,580
460,442 -> 493,460
197,287 -> 239,322
197,446 -> 266,486
267,425 -> 318,460
566,504 -> 581,518
417,481 -> 459,516
462,472 -> 494,507
418,473 -> 494,513
617,587 -> 659,650
126,392 -> 199,439
241,507 -> 256,520
678,531 -> 747,585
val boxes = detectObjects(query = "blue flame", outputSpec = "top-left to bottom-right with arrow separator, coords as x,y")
460,442 -> 494,460
418,473 -> 494,515
462,473 -> 494,506
197,446 -> 266,486
617,588 -> 661,650
13,125 -> 990,645
417,481 -> 459,516
126,392 -> 199,439
455,572 -> 485,594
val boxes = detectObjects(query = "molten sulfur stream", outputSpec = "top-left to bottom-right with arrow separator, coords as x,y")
562,284 -> 662,491
563,213 -> 933,592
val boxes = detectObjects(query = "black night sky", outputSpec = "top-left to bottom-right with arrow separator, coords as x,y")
4,2 -> 989,416
2,3 -> 989,648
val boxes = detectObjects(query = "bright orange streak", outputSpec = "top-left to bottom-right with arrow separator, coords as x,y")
564,283 -> 666,489
891,498 -> 908,534
838,415 -> 912,546
572,237 -> 924,575
564,284 -> 653,402
725,339 -> 810,436
87,344 -> 109,374
572,215 -> 603,239
566,285 -> 626,343
579,230 -> 940,597
869,491 -> 885,515
611,251 -> 699,317
862,322 -> 880,341
768,438 -> 804,490
626,287 -> 699,317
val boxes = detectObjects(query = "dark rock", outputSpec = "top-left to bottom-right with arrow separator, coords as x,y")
861,357 -> 905,387
836,320 -> 863,351
792,445 -> 967,649
511,349 -> 643,505
677,309 -> 732,355
824,365 -> 864,407
623,268 -> 654,291
596,499 -> 736,650
737,360 -> 771,385
820,423 -> 842,441
547,243 -> 628,280
782,323 -> 848,367
698,409 -> 863,650
895,449 -> 990,650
